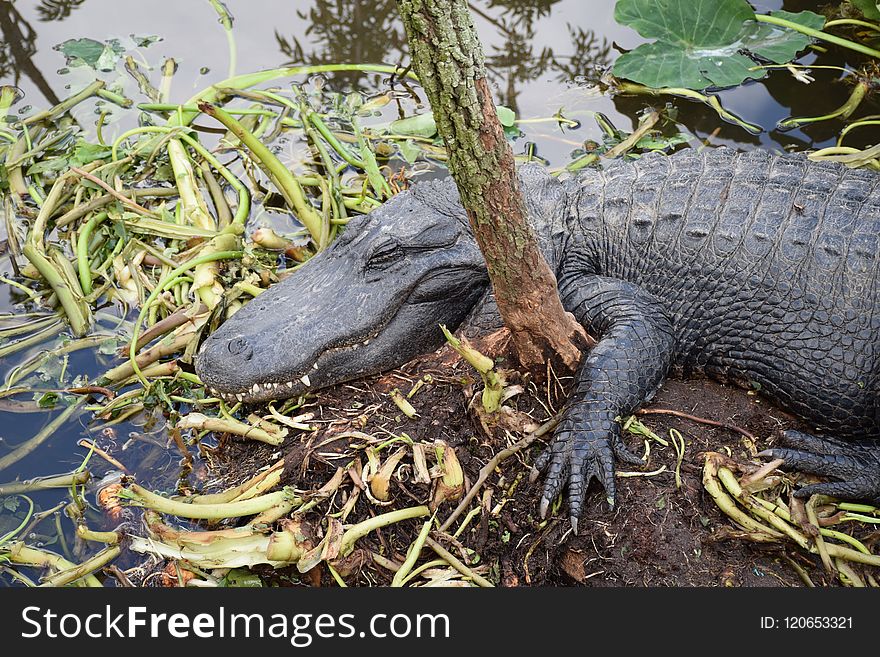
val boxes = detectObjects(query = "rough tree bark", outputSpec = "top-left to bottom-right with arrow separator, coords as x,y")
395,0 -> 590,373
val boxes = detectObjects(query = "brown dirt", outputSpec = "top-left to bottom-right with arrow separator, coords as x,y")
210,331 -> 868,588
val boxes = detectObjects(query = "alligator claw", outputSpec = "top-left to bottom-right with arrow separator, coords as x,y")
536,420 -> 643,531
760,430 -> 880,504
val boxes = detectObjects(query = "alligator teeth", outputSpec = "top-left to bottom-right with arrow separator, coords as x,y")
362,339 -> 370,346
235,393 -> 243,402
251,384 -> 260,394
300,375 -> 311,387
312,363 -> 319,370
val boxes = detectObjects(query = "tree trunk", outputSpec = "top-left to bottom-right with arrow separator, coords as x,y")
396,0 -> 590,372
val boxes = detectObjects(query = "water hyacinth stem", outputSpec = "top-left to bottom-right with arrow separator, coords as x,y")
198,102 -> 325,245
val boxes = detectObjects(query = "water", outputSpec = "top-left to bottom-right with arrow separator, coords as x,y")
0,0 -> 878,584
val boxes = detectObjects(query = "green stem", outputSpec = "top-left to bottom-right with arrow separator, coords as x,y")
22,244 -> 90,337
39,545 -> 120,587
614,81 -> 762,135
22,80 -> 105,126
96,88 -> 133,108
824,18 -> 880,33
169,64 -> 417,128
177,132 -> 250,225
340,506 -> 430,556
5,334 -> 114,388
0,320 -> 65,359
391,518 -> 434,587
77,212 -> 108,295
0,471 -> 91,497
424,536 -> 493,587
0,399 -> 87,474
128,250 -> 243,385
755,14 -> 880,59
5,543 -> 102,587
122,484 -> 299,519
777,81 -> 868,130
200,103 -> 324,243
208,0 -> 237,78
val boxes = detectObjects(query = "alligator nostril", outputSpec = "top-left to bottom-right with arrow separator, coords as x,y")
227,337 -> 253,360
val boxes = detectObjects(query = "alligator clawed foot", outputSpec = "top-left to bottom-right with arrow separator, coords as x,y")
531,423 -> 646,533
759,429 -> 880,504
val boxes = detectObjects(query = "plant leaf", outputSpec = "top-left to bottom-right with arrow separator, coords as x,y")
742,10 -> 826,64
389,113 -> 437,138
615,0 -> 754,47
496,105 -> 516,127
71,139 -> 113,166
613,41 -> 764,90
613,0 -> 822,90
57,37 -> 125,71
851,0 -> 880,21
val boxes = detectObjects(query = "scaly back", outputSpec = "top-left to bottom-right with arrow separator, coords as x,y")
560,148 -> 880,436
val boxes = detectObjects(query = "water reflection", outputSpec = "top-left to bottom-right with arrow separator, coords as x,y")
34,0 -> 87,22
0,0 -> 61,105
273,0 -> 613,116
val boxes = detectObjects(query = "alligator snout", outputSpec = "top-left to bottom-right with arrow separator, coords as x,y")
196,331 -> 265,399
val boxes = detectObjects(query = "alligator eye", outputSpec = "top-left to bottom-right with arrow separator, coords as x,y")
227,337 -> 253,360
367,241 -> 404,269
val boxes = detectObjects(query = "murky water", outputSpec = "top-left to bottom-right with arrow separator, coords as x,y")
0,0 -> 878,584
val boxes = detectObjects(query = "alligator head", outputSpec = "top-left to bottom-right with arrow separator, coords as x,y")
195,179 -> 491,404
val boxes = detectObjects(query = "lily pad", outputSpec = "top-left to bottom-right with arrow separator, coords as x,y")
613,0 -> 825,90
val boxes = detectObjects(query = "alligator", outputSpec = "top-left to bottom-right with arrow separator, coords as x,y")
196,147 -> 880,529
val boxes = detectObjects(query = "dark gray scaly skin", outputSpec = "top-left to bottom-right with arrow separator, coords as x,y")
196,147 -> 880,528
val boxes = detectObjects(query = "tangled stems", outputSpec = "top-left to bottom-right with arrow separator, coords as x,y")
128,250 -> 243,386
168,64 -> 418,128
199,102 -> 324,244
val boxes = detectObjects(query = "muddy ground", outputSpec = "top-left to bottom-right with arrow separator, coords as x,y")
206,331 -> 870,588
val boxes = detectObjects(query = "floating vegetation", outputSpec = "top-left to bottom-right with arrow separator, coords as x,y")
610,0 -> 880,140
0,15 -> 597,584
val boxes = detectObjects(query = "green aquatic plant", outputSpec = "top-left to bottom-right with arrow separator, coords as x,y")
612,0 -> 825,90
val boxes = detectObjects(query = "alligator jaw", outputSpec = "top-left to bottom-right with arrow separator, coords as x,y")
202,336 -> 378,405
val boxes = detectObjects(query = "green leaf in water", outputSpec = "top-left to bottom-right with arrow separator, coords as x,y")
613,0 -> 823,90
26,157 -> 70,176
397,139 -> 422,164
741,10 -> 826,64
36,392 -> 60,408
98,338 -> 121,356
57,37 -> 125,71
389,105 -> 518,137
852,0 -> 880,21
131,35 -> 163,48
389,112 -> 437,138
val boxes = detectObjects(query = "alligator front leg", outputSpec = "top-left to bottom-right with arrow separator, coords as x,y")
760,430 -> 880,504
532,275 -> 676,531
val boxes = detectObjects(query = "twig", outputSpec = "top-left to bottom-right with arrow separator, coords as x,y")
69,167 -> 158,217
638,407 -> 757,442
77,439 -> 129,473
424,536 -> 493,587
439,414 -> 559,533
